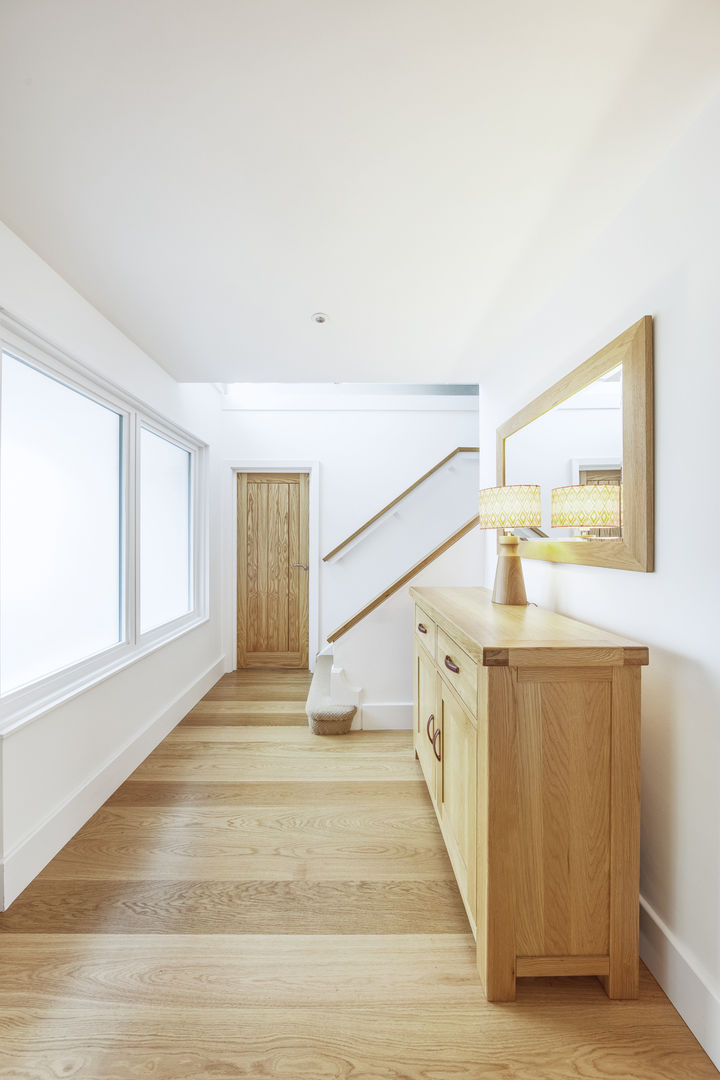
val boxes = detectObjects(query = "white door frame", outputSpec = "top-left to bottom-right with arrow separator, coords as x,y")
224,460 -> 320,673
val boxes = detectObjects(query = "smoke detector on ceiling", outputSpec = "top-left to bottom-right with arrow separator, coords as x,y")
312,312 -> 329,324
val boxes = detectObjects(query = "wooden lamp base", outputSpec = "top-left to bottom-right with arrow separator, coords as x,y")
492,534 -> 528,605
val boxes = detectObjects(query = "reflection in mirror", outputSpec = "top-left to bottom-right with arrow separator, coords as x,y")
504,364 -> 622,540
496,316 -> 652,571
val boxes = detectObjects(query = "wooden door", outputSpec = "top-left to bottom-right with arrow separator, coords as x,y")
237,472 -> 309,669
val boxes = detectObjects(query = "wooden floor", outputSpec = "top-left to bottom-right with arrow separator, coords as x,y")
0,670 -> 716,1079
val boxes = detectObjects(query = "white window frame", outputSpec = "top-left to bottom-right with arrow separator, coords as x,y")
0,310 -> 209,735
137,418 -> 203,647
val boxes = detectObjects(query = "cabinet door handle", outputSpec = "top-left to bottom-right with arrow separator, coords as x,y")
426,714 -> 435,741
417,623 -> 428,634
444,655 -> 460,674
432,728 -> 442,761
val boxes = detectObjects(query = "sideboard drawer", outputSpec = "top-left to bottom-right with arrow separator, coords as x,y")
437,626 -> 477,712
415,605 -> 437,657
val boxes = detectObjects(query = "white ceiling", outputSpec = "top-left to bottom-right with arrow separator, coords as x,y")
1,0 -> 720,382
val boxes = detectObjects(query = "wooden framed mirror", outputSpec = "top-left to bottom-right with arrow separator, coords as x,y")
496,316 -> 654,571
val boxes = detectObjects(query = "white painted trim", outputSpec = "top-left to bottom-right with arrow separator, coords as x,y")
0,309 -> 205,447
361,702 -> 413,730
640,895 -> 720,1070
0,734 -> 4,865
136,419 -> 210,642
0,310 -> 210,732
0,655 -> 225,910
221,393 -> 478,413
224,461 -> 320,674
0,614 -> 210,737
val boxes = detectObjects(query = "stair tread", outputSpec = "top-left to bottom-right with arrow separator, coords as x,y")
306,656 -> 357,720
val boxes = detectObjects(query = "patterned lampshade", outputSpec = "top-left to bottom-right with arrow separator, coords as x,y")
477,485 -> 542,530
552,484 -> 622,529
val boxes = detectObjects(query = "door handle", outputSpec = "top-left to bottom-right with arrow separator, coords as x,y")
291,563 -> 309,570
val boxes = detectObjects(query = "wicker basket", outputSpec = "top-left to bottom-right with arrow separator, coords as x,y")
308,706 -> 356,736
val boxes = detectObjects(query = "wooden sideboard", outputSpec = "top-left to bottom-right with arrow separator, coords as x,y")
410,585 -> 649,1002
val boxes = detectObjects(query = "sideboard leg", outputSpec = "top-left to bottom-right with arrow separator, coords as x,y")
479,941 -> 516,1002
601,666 -> 641,1000
482,666 -> 518,1003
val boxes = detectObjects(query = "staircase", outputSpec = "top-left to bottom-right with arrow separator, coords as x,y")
305,655 -> 357,735
326,514 -> 479,642
306,448 -> 479,733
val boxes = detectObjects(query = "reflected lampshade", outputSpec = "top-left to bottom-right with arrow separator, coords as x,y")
478,485 -> 542,530
551,484 -> 621,529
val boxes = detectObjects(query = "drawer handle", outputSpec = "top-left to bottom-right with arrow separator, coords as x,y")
432,728 -> 442,761
417,623 -> 428,634
426,714 -> 435,741
444,655 -> 460,674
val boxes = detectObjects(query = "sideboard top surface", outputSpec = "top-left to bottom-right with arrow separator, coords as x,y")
410,586 -> 649,667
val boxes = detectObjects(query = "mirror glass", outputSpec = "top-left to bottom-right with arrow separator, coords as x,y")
504,364 -> 623,539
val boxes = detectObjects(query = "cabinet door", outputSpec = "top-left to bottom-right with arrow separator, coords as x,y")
439,683 -> 477,924
415,646 -> 438,802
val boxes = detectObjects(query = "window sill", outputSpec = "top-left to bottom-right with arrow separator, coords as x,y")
0,612 -> 209,738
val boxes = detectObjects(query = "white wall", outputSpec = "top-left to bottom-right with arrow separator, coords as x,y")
322,451 -> 479,636
219,396 -> 479,656
477,92 -> 720,1066
333,527 -> 483,729
0,222 -> 225,907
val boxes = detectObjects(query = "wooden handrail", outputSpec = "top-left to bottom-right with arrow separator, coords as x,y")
326,515 -> 479,642
322,447 -> 479,562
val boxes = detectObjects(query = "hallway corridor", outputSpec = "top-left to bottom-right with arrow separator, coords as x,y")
0,671 -> 715,1078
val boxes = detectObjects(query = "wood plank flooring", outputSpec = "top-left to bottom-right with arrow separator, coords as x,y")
0,669 -> 716,1079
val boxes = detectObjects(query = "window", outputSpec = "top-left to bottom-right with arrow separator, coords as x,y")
0,315 -> 208,729
140,427 -> 192,633
0,353 -> 123,693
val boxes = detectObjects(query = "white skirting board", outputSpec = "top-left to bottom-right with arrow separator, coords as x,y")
359,703 -> 413,730
0,655 -> 226,910
640,895 -> 720,1070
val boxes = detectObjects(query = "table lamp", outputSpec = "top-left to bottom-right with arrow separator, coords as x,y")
551,484 -> 621,535
478,485 -> 541,605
